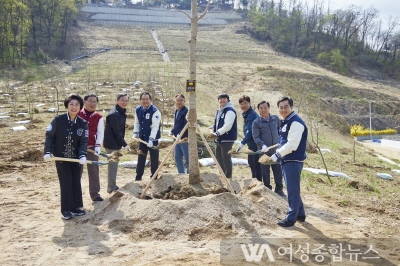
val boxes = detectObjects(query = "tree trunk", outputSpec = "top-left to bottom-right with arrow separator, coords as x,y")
188,0 -> 201,184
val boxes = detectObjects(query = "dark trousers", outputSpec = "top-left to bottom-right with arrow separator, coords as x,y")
56,161 -> 83,213
136,142 -> 159,180
215,142 -> 234,178
248,146 -> 261,179
261,162 -> 283,191
282,161 -> 305,223
86,149 -> 101,199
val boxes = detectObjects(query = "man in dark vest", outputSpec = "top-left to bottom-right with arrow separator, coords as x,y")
133,92 -> 161,180
269,96 -> 308,227
169,94 -> 189,173
210,93 -> 237,178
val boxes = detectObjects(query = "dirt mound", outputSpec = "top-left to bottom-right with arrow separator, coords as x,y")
80,174 -> 288,241
9,148 -> 43,162
152,182 -> 229,200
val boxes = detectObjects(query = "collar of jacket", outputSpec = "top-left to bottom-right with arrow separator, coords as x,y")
141,104 -> 153,112
241,106 -> 254,118
283,111 -> 296,122
67,113 -> 77,123
116,104 -> 127,114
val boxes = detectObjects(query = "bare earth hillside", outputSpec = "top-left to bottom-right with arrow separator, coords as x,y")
0,20 -> 400,265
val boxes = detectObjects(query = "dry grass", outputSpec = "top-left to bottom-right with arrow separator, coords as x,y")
0,21 -> 399,237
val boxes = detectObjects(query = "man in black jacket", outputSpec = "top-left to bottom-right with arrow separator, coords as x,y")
103,93 -> 130,193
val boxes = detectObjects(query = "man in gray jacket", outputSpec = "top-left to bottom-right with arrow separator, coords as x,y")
252,101 -> 286,197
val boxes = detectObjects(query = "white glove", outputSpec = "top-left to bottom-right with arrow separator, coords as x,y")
261,145 -> 269,152
147,140 -> 153,148
124,145 -> 131,151
133,133 -> 139,138
236,143 -> 244,152
43,154 -> 51,161
94,147 -> 101,155
270,154 -> 278,162
168,131 -> 173,136
208,126 -> 214,130
79,156 -> 86,165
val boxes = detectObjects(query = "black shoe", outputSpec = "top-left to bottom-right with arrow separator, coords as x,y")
277,219 -> 295,227
135,178 -> 142,181
93,196 -> 104,202
71,208 -> 86,216
297,216 -> 306,222
61,211 -> 74,220
275,190 -> 286,197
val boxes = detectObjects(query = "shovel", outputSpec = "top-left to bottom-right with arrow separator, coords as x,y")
45,157 -> 108,166
229,143 -> 279,155
87,149 -> 111,159
87,149 -> 123,163
132,138 -> 173,150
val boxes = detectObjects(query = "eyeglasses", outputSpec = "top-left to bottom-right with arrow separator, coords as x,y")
86,101 -> 98,105
118,99 -> 129,103
279,105 -> 291,110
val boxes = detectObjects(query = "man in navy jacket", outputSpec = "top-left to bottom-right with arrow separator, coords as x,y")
133,92 -> 161,180
237,95 -> 261,180
270,96 -> 308,227
169,94 -> 189,173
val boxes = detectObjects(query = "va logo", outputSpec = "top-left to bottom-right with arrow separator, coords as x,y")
240,244 -> 275,262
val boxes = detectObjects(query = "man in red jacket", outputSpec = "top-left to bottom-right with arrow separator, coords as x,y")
78,94 -> 104,202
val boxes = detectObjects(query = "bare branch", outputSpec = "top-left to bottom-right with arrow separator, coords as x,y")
198,0 -> 211,20
157,0 -> 191,20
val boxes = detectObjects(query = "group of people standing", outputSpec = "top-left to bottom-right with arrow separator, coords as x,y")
209,93 -> 308,227
44,91 -> 307,228
43,92 -> 189,220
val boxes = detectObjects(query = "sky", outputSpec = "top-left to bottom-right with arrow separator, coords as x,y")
329,0 -> 400,24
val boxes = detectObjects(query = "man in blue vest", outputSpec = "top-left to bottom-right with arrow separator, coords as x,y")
169,94 -> 189,173
210,93 -> 237,178
269,96 -> 308,227
133,92 -> 161,180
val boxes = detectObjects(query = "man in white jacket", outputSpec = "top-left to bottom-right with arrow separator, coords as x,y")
210,93 -> 237,178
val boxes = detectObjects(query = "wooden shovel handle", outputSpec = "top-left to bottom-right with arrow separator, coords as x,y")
269,143 -> 279,149
133,138 -> 149,145
46,157 -> 87,163
87,149 -> 109,158
45,157 -> 107,165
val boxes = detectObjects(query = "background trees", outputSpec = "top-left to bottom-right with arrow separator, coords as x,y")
0,0 -> 84,67
246,0 -> 400,78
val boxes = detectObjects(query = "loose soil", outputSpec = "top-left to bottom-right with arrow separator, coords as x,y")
1,21 -> 400,265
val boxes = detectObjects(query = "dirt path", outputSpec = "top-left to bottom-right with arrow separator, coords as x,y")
1,164 -> 398,265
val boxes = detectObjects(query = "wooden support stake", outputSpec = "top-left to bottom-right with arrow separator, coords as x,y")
196,124 -> 235,194
140,123 -> 190,199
